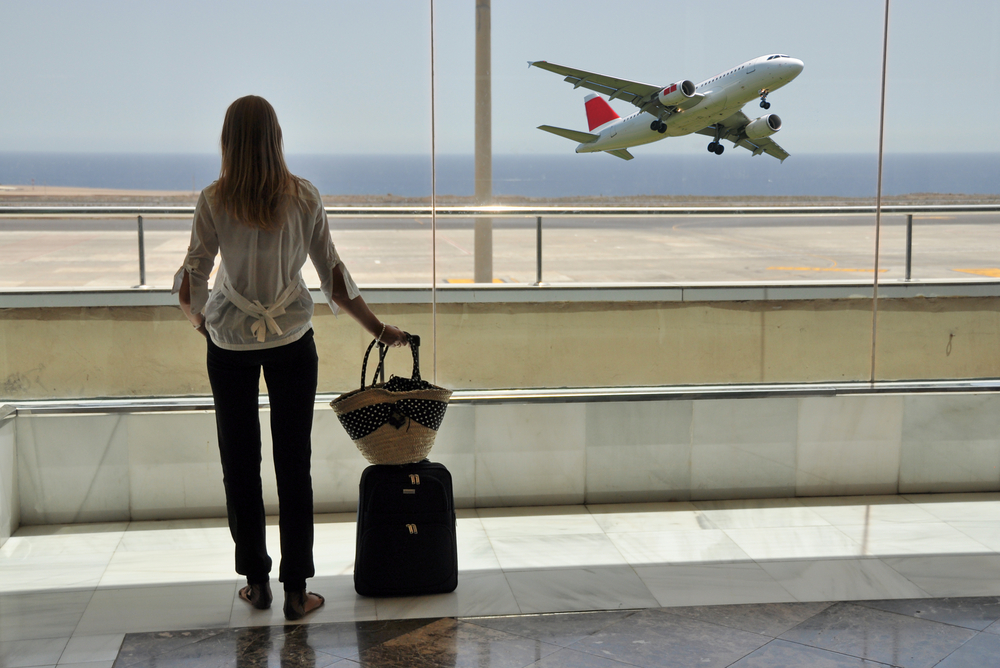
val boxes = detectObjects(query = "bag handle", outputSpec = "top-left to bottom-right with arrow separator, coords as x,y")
408,334 -> 421,382
358,332 -> 421,389
359,339 -> 387,390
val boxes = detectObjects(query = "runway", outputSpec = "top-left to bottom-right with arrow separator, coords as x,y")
0,212 -> 998,288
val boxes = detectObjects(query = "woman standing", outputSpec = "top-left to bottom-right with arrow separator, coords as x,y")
177,95 -> 407,620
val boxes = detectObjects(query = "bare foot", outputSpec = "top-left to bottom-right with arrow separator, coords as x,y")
302,592 -> 324,614
283,589 -> 325,621
238,583 -> 272,610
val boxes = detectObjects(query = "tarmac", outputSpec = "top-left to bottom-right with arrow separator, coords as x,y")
1,212 -> 999,289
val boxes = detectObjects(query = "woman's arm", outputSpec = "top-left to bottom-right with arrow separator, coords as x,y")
328,266 -> 408,346
178,270 -> 208,338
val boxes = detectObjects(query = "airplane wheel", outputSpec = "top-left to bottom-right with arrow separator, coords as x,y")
650,120 -> 659,131
761,101 -> 770,109
657,122 -> 667,134
708,142 -> 717,152
714,144 -> 725,155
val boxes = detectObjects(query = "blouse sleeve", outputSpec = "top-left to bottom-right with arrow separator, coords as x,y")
172,190 -> 219,315
308,198 -> 360,315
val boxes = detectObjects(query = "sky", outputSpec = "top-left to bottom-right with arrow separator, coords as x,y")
2,0 -> 998,156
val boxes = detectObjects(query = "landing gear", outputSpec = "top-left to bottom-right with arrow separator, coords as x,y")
759,89 -> 771,109
650,120 -> 667,133
708,124 -> 725,155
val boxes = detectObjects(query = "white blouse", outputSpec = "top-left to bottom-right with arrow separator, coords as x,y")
175,179 -> 360,351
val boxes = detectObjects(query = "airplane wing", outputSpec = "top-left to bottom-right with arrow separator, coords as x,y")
529,60 -> 709,117
696,111 -> 790,162
529,61 -> 661,108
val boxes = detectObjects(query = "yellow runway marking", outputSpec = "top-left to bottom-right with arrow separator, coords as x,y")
444,278 -> 507,284
768,267 -> 888,273
953,268 -> 1000,278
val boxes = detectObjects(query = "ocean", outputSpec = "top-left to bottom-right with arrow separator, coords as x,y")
0,152 -> 997,199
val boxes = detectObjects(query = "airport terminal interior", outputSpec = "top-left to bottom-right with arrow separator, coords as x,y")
6,1 -> 1000,667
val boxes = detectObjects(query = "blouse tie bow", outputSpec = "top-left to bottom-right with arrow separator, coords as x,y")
248,300 -> 286,343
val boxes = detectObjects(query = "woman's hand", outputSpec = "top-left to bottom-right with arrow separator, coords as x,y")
379,324 -> 409,348
192,313 -> 209,339
179,270 -> 209,339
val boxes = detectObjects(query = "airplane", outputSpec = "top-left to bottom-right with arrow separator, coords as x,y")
530,54 -> 804,161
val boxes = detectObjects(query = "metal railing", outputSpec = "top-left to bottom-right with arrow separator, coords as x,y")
2,203 -> 998,288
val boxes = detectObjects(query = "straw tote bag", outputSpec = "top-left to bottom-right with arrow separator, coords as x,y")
330,334 -> 452,465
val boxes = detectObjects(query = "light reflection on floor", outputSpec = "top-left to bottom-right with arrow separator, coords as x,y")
2,493 -> 1000,666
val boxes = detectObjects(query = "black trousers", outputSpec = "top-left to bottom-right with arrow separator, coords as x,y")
206,329 -> 318,592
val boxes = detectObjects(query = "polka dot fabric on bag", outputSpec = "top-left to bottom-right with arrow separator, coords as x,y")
330,333 -> 452,464
338,398 -> 449,441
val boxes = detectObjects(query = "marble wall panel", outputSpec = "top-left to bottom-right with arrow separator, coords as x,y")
17,413 -> 130,524
126,412 -> 225,520
796,395 -> 904,496
899,394 -> 1000,494
428,404 -> 476,508
474,403 -> 586,506
311,408 -> 370,513
690,398 -> 798,500
16,391 -> 1000,523
1,411 -> 17,545
585,400 -> 694,503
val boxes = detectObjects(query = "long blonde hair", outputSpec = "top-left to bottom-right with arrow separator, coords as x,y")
216,95 -> 299,231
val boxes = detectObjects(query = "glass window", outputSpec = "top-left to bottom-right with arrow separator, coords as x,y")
431,0 -> 888,389
875,0 -> 1000,382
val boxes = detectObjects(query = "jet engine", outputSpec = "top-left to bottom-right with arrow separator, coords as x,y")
657,80 -> 696,106
744,114 -> 782,139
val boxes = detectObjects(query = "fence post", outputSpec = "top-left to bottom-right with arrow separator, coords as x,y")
535,216 -> 543,285
137,214 -> 147,287
905,214 -> 913,281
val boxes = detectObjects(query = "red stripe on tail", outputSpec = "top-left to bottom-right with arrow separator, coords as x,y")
584,94 -> 619,131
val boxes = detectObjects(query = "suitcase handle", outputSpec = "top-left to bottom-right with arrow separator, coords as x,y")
359,332 -> 422,389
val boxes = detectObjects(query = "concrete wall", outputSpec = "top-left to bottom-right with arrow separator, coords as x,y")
13,391 -> 1000,524
2,294 -> 1000,400
0,406 -> 17,544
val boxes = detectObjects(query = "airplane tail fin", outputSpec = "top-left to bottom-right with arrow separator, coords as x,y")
584,93 -> 619,131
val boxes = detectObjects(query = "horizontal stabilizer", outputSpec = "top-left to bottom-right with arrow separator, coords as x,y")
606,149 -> 634,161
537,125 -> 599,144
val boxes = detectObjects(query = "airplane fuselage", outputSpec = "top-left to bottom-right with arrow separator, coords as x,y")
576,55 -> 803,154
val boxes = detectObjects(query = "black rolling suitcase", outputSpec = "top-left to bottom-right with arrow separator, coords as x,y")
354,460 -> 458,597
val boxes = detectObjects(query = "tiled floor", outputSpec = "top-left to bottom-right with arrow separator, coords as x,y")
2,493 -> 1000,667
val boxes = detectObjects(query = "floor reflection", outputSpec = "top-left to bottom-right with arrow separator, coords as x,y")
110,598 -> 1000,668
